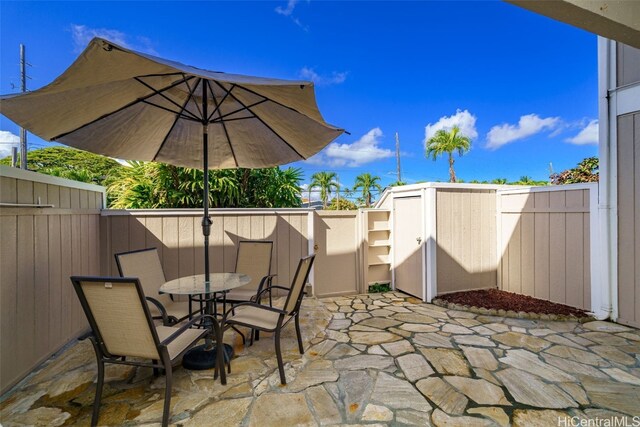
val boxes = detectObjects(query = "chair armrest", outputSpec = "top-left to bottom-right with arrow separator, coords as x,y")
159,314 -> 220,346
146,296 -> 170,326
253,274 -> 277,301
222,301 -> 287,324
256,285 -> 291,300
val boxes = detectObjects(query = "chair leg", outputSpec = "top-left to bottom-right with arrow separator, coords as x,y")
295,314 -> 304,355
275,328 -> 286,385
91,358 -> 104,427
162,363 -> 172,427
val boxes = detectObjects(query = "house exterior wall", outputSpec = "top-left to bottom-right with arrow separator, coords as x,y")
617,112 -> 640,327
616,43 -> 640,86
611,41 -> 640,328
436,189 -> 497,294
0,167 -> 104,394
497,186 -> 594,311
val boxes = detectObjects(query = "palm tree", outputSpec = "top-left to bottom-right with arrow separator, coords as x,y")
514,176 -> 535,185
491,178 -> 508,185
310,171 -> 338,209
425,126 -> 472,183
353,173 -> 383,207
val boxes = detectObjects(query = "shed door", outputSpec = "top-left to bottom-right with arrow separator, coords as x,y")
393,196 -> 424,299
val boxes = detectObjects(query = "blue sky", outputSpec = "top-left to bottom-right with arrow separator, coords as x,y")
0,1 -> 599,193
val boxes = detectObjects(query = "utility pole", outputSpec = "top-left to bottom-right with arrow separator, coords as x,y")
395,132 -> 402,183
11,147 -> 18,167
19,44 -> 28,170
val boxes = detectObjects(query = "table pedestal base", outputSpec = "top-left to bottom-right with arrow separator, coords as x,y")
182,343 -> 234,370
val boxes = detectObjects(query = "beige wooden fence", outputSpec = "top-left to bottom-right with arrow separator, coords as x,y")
436,188 -> 498,294
100,209 -> 311,290
313,211 -> 361,297
0,166 -> 104,394
497,184 -> 597,311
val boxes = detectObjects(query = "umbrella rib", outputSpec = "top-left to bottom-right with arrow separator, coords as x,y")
135,76 -> 201,121
211,99 -> 266,122
206,83 -> 235,123
234,83 -> 344,131
210,116 -> 255,123
141,99 -> 200,121
208,80 -> 238,167
184,77 -> 204,120
151,77 -> 202,162
211,80 -> 306,160
51,75 -> 197,140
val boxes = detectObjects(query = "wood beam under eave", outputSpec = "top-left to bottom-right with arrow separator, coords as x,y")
505,0 -> 640,49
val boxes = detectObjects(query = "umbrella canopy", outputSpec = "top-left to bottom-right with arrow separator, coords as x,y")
0,37 -> 344,169
1,37 -> 344,281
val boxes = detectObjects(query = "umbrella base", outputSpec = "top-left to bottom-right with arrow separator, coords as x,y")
182,343 -> 234,370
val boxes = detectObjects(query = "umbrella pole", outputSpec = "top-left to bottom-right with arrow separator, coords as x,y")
202,126 -> 211,283
201,79 -> 212,284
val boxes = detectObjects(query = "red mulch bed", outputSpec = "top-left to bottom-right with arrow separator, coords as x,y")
437,289 -> 590,318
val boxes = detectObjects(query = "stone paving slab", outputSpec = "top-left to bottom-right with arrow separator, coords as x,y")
2,293 -> 640,426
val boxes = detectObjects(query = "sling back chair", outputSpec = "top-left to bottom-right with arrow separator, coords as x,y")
115,248 -> 201,325
222,254 -> 315,384
218,240 -> 275,305
71,276 -> 226,427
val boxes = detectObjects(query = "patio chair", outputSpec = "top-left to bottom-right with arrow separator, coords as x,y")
70,276 -> 226,427
222,254 -> 315,385
219,240 -> 275,305
115,248 -> 201,325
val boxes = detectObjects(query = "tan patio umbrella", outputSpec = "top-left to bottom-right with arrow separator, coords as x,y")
0,37 -> 344,280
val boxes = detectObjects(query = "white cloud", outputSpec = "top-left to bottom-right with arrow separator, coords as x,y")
486,114 -> 560,149
0,131 -> 20,158
299,67 -> 347,86
275,0 -> 298,16
424,109 -> 478,146
306,127 -> 393,167
275,0 -> 309,30
566,120 -> 599,145
71,24 -> 157,54
300,183 -> 322,202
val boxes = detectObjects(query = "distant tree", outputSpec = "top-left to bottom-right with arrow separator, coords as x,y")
327,197 -> 358,210
353,173 -> 383,207
388,181 -> 406,187
513,176 -> 548,186
310,171 -> 338,209
425,126 -> 472,183
106,162 -> 302,209
550,157 -> 599,185
0,146 -> 121,185
491,178 -> 508,184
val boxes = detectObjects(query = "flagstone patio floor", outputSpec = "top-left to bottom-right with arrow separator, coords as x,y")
1,292 -> 640,426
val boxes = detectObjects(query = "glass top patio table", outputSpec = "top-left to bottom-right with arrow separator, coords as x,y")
159,273 -> 251,371
159,273 -> 251,295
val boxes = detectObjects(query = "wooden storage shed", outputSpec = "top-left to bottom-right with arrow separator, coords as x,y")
373,183 -> 499,302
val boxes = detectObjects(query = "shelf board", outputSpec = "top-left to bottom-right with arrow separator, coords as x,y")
368,228 -> 390,232
369,243 -> 391,247
368,260 -> 390,266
